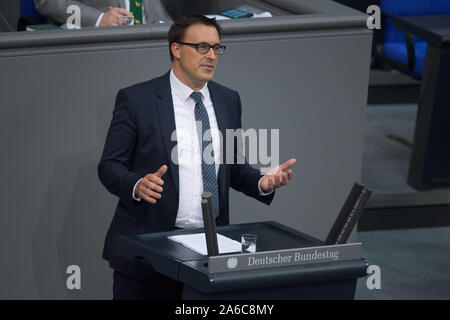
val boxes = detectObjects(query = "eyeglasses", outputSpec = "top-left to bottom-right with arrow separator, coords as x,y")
175,42 -> 226,55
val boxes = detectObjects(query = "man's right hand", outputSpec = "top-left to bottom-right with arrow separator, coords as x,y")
135,165 -> 167,204
99,7 -> 133,27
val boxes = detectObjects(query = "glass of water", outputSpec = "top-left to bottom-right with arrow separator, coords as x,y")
241,234 -> 257,253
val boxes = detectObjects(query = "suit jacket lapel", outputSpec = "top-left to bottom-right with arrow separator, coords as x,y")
208,82 -> 229,203
155,72 -> 180,197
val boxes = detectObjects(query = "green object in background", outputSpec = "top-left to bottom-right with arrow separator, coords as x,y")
130,0 -> 143,25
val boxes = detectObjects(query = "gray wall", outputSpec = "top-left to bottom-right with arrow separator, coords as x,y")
0,1 -> 372,299
0,0 -> 20,31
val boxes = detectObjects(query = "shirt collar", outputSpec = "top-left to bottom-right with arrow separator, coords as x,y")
170,69 -> 210,103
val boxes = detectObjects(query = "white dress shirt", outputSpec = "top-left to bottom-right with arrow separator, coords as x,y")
95,0 -> 147,27
133,69 -> 272,229
170,69 -> 222,228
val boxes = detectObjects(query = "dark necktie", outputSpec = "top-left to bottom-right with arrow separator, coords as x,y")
190,91 -> 219,218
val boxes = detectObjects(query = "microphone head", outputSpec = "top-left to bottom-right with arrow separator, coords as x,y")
202,192 -> 212,200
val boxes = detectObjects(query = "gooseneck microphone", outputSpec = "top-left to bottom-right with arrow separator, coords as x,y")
201,192 -> 219,256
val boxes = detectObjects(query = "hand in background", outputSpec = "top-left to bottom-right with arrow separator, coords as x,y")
99,7 -> 133,27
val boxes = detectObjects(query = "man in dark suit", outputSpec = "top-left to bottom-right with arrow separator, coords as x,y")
98,15 -> 296,300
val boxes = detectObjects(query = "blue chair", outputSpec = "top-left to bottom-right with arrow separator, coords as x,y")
20,0 -> 47,21
378,0 -> 450,80
18,0 -> 48,30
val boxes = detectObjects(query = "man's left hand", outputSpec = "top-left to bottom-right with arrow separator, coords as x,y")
259,158 -> 297,193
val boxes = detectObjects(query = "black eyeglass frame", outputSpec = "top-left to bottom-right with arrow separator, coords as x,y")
175,42 -> 226,55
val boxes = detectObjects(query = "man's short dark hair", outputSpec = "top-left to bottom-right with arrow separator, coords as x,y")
168,15 -> 222,62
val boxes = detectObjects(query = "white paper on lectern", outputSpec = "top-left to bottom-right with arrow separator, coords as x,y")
168,233 -> 241,255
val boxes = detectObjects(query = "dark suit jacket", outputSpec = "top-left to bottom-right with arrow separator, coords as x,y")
98,71 -> 274,279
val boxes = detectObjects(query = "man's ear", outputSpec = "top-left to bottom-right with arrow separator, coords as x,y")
171,42 -> 181,60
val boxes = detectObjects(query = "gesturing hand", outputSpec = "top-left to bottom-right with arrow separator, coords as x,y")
135,165 -> 167,204
259,158 -> 297,193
